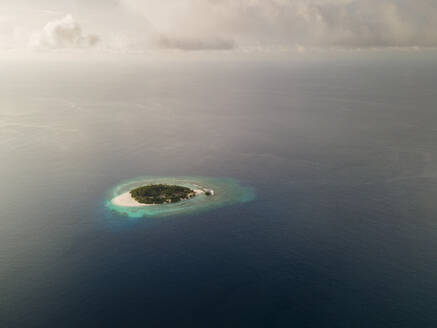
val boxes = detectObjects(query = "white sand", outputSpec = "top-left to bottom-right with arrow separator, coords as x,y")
111,191 -> 153,207
111,188 -> 212,207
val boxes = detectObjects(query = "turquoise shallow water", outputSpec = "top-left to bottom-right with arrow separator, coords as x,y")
105,176 -> 255,218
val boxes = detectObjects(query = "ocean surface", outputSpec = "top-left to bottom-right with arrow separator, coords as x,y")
1,54 -> 437,327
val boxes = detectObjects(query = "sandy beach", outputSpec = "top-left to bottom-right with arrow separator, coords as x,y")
111,188 -> 208,207
111,191 -> 152,207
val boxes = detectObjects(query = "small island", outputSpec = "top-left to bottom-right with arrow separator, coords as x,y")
130,184 -> 195,205
111,182 -> 214,208
107,177 -> 252,217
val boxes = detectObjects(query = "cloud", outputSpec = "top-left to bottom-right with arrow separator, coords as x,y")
30,15 -> 100,49
4,1 -> 437,53
119,0 -> 437,50
155,35 -> 235,51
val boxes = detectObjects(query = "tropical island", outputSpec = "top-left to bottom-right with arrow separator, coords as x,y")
110,182 -> 215,208
107,176 -> 253,218
130,184 -> 195,204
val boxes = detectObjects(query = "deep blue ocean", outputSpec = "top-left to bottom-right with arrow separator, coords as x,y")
1,54 -> 437,327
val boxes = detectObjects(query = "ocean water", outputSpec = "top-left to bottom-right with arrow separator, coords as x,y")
1,54 -> 437,327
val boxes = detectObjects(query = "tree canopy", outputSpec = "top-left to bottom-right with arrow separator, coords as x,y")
130,184 -> 195,204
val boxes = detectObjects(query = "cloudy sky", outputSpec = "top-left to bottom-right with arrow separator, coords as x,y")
1,0 -> 437,53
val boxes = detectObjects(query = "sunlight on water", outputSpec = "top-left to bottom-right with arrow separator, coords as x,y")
105,176 -> 255,218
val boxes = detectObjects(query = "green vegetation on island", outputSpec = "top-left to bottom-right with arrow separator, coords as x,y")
130,184 -> 195,204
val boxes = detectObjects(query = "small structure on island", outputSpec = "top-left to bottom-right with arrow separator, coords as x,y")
205,189 -> 214,196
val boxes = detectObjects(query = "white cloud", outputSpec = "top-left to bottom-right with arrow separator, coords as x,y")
119,0 -> 437,50
2,1 -> 437,54
30,15 -> 100,49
